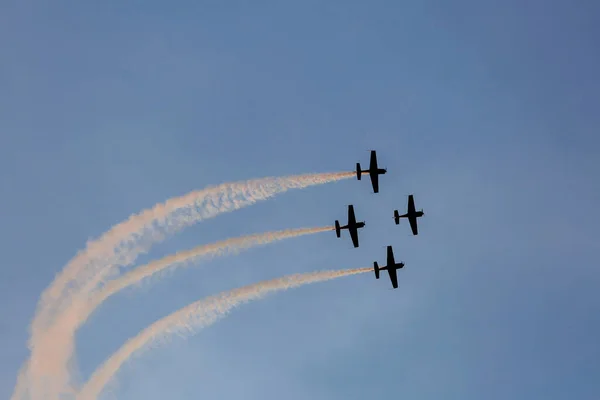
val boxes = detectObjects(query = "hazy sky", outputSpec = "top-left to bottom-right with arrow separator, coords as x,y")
1,1 -> 599,399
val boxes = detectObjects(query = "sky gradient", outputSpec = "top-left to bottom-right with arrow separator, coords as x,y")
1,1 -> 599,399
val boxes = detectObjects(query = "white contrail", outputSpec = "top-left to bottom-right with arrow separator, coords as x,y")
10,364 -> 29,400
88,226 -> 335,310
31,226 -> 334,400
15,171 -> 352,400
35,171 -> 353,333
76,267 -> 370,400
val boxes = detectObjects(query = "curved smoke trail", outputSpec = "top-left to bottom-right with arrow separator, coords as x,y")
40,226 -> 333,399
37,172 -> 353,333
88,226 -> 334,309
15,172 -> 352,400
77,267 -> 370,400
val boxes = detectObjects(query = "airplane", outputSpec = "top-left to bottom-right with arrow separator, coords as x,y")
373,246 -> 405,289
394,194 -> 424,235
356,150 -> 387,193
334,204 -> 365,248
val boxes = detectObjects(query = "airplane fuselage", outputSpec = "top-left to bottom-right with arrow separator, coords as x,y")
396,211 -> 423,219
339,220 -> 365,230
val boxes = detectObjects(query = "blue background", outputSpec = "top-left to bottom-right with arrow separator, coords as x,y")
1,1 -> 599,399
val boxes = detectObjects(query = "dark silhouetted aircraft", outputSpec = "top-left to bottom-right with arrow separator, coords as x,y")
373,246 -> 404,289
356,150 -> 387,193
394,194 -> 424,235
334,205 -> 365,248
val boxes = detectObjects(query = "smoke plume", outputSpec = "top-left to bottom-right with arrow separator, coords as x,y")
33,226 -> 334,400
16,172 -> 352,400
77,267 -> 370,400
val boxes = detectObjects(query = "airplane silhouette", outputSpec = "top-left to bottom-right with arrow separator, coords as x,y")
394,194 -> 424,235
373,246 -> 404,289
334,205 -> 365,248
356,150 -> 387,193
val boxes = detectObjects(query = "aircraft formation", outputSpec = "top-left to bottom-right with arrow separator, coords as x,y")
335,150 -> 425,289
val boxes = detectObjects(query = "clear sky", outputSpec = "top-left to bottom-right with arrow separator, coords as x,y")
1,1 -> 599,399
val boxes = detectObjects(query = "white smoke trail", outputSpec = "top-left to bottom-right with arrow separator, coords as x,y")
10,364 -> 29,400
76,267 -> 370,400
14,171 -> 352,400
36,172 -> 353,333
33,226 -> 333,399
88,226 -> 335,310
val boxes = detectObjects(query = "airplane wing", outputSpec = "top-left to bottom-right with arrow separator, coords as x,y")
370,172 -> 379,193
347,205 -> 356,225
369,151 -> 380,193
408,215 -> 419,235
407,194 -> 416,213
387,267 -> 399,289
386,245 -> 395,266
369,150 -> 377,170
349,225 -> 359,248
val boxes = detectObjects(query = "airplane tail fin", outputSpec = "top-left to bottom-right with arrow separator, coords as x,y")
374,261 -> 380,279
356,163 -> 362,180
335,220 -> 341,237
393,210 -> 400,225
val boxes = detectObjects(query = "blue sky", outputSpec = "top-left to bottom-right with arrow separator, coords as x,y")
1,1 -> 599,399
